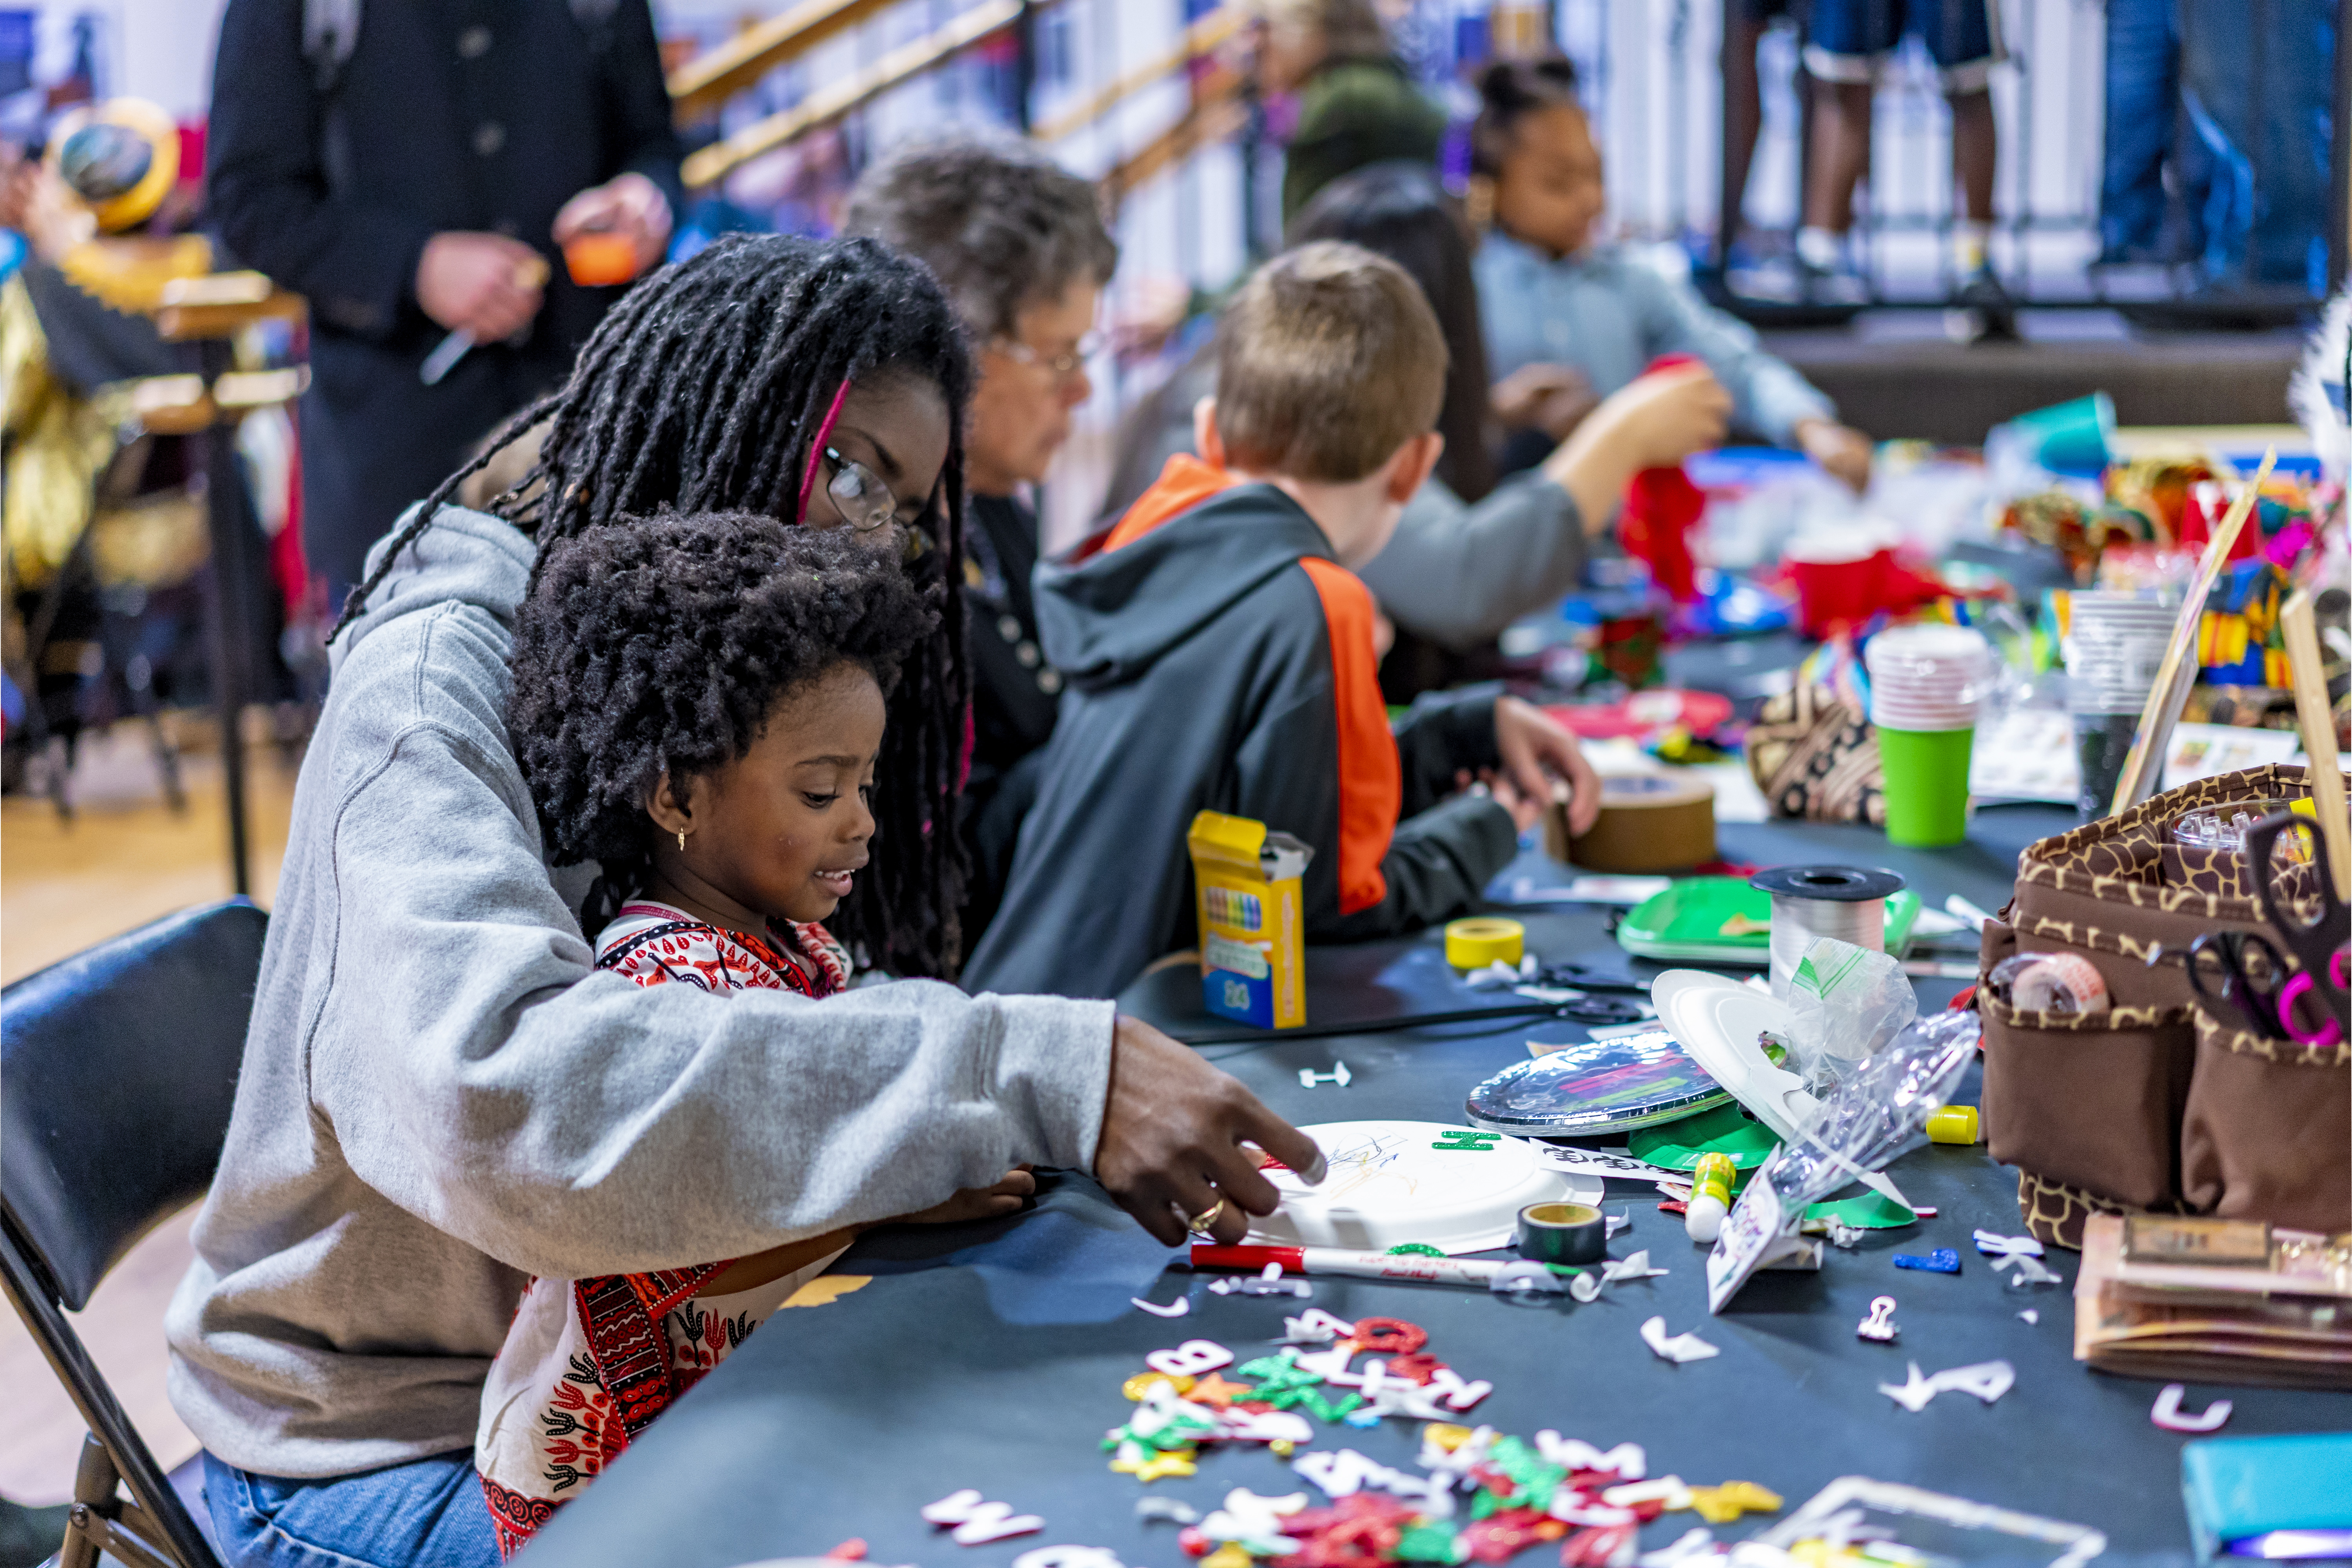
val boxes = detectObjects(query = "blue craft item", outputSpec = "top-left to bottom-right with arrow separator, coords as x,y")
1893,1249 -> 1960,1274
2001,392 -> 2114,477
2182,1433 -> 2352,1563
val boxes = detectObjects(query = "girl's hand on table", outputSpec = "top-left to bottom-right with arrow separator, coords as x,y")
1491,362 -> 1599,440
897,1167 -> 1038,1225
1795,416 -> 1875,492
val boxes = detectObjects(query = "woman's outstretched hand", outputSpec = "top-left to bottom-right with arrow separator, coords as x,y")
1546,362 -> 1731,533
1095,1014 -> 1325,1246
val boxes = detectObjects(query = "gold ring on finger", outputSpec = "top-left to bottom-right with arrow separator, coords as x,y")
1185,1198 -> 1227,1236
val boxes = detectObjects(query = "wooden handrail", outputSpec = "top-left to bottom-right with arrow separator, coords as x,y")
1030,7 -> 1241,145
671,0 -> 1249,205
1102,69 -> 1246,205
666,0 -> 900,122
681,0 -> 1024,190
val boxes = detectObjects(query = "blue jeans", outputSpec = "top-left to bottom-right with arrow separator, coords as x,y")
2180,0 -> 2334,288
2100,0 -> 2209,260
1806,0 -> 1997,83
204,1451 -> 499,1568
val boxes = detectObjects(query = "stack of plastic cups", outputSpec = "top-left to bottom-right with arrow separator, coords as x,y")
1865,623 -> 1995,848
2064,592 -> 2177,821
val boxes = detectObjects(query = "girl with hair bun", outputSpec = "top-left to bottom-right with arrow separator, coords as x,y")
1468,58 -> 1880,492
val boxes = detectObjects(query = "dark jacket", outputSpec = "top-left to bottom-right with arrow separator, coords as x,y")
960,491 -> 1064,942
1282,58 -> 1448,224
207,0 -> 682,596
962,459 -> 1518,999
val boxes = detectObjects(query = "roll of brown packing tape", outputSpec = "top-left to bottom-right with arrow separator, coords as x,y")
1559,773 -> 1717,872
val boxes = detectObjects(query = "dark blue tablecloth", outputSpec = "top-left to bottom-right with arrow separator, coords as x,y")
521,806 -> 2352,1567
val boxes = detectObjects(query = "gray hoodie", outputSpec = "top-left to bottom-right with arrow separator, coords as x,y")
164,506 -> 1114,1479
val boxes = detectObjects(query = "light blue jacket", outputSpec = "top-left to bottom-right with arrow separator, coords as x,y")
1474,232 -> 1836,446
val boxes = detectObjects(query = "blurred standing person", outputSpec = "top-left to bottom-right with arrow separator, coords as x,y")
1249,0 -> 1446,225
207,0 -> 681,606
2176,0 -> 2332,294
1793,0 -> 2009,330
2097,0 -> 2208,266
840,136 -> 1119,944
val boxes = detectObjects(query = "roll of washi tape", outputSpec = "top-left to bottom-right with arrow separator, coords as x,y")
1562,772 -> 1717,873
2008,952 -> 2109,1013
1445,916 -> 1526,971
1749,865 -> 1907,995
1516,1201 -> 1607,1265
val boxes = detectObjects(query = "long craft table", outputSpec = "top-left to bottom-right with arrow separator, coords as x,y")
522,806 -> 2350,1567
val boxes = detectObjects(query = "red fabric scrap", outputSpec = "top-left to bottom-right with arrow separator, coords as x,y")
1460,1508 -> 1552,1564
1561,1524 -> 1635,1568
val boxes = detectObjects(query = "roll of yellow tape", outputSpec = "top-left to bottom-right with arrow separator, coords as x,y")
1445,916 -> 1525,971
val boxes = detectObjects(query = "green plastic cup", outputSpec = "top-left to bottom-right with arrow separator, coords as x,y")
1877,725 -> 1976,847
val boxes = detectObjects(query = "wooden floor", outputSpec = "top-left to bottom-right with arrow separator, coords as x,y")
1,720 -> 297,1504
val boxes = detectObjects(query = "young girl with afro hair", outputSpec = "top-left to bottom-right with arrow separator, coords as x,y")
475,513 -> 1031,1553
337,232 -> 978,976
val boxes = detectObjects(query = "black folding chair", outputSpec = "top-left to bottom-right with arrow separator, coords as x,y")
2,900 -> 265,1568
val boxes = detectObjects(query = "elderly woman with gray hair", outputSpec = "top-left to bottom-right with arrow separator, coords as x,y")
842,137 -> 1119,943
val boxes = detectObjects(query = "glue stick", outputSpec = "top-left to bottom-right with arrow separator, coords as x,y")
1686,1152 -> 1736,1244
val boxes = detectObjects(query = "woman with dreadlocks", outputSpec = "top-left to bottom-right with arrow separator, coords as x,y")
168,234 -> 1317,1568
335,234 -> 973,975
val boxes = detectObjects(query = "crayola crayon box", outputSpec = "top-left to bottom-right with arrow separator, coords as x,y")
1188,810 -> 1312,1029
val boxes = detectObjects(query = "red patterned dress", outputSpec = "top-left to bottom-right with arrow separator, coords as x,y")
475,902 -> 853,1556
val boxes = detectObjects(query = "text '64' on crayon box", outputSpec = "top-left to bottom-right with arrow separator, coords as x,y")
1188,810 -> 1312,1030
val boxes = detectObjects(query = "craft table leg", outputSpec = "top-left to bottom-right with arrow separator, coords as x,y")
198,338 -> 253,897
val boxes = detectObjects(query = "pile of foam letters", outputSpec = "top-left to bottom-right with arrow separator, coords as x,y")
1102,1307 -> 1781,1568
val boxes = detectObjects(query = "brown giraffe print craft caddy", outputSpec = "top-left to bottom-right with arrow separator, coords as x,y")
1978,764 -> 2350,1248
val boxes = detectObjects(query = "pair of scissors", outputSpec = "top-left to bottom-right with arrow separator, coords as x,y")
2244,810 -> 2351,1049
1550,993 -> 1650,1026
2187,932 -> 2297,1041
1530,961 -> 1652,997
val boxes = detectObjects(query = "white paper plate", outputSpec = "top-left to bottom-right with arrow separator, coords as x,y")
1650,971 -> 1922,1214
1249,1120 -> 1596,1255
1650,971 -> 1818,1145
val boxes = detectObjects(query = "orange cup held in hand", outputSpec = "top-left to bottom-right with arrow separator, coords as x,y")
564,232 -> 641,287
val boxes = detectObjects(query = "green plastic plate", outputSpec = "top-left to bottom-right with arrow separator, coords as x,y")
1626,1102 -> 1780,1172
1616,877 -> 1920,966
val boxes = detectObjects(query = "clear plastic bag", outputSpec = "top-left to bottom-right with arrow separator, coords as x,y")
1749,1010 -> 1982,1218
1786,936 -> 1918,1093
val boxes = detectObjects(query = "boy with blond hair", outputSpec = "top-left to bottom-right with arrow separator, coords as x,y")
965,243 -> 1597,998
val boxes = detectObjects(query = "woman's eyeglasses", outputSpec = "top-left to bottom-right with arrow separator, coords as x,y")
991,332 -> 1102,379
823,446 -> 900,532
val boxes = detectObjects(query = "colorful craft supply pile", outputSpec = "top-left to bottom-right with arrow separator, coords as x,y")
1104,1309 -> 1780,1568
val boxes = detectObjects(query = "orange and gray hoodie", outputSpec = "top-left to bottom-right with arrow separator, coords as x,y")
962,456 -> 1519,999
